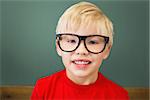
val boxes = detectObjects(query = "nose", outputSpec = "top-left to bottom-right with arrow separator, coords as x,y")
75,41 -> 89,55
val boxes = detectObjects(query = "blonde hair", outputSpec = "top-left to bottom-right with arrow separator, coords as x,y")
56,2 -> 114,45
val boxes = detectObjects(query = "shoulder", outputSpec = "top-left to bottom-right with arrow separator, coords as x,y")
99,73 -> 126,91
34,70 -> 65,92
99,73 -> 129,99
36,70 -> 65,85
31,70 -> 65,98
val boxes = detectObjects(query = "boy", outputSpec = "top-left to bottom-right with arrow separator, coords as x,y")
31,2 -> 129,100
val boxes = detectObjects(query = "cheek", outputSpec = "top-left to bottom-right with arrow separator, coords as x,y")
61,52 -> 72,67
92,54 -> 103,65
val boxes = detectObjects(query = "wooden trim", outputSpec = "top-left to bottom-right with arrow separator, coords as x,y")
0,86 -> 149,100
125,87 -> 149,100
0,86 -> 33,100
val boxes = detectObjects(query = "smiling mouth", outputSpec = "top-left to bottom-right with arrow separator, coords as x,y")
72,60 -> 91,65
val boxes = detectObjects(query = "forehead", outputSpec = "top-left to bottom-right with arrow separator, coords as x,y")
59,21 -> 107,36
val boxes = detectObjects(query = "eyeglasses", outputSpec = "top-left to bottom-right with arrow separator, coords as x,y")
56,33 -> 109,54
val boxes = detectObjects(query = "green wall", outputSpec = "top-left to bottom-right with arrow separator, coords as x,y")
1,0 -> 149,87
0,1 -> 2,85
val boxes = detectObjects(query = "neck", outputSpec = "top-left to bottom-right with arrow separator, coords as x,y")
66,70 -> 99,85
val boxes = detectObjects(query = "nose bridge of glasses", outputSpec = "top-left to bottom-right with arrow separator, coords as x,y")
79,36 -> 87,41
78,36 -> 87,48
76,36 -> 89,54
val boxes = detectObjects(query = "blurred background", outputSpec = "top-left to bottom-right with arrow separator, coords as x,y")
0,0 -> 149,88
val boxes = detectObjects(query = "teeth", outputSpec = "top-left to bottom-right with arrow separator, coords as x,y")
74,61 -> 90,64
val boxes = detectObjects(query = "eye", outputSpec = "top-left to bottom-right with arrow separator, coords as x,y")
88,40 -> 98,44
67,39 -> 76,43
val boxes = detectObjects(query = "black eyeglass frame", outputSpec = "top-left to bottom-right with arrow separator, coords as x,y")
56,33 -> 109,54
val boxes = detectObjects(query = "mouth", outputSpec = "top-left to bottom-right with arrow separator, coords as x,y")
72,59 -> 92,65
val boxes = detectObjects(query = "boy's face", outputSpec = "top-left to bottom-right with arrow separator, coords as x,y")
56,24 -> 111,79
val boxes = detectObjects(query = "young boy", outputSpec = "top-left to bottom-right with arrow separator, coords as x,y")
31,2 -> 129,100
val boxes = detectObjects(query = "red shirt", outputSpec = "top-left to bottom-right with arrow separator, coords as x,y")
31,70 -> 129,100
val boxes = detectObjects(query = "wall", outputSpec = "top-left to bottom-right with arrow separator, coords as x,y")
1,0 -> 149,87
0,1 -> 2,85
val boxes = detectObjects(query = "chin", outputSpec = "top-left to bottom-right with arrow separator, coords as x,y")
72,70 -> 91,78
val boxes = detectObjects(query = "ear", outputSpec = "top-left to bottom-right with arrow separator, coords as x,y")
102,45 -> 112,60
56,40 -> 62,56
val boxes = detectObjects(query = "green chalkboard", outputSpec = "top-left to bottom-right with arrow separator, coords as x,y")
1,0 -> 149,87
